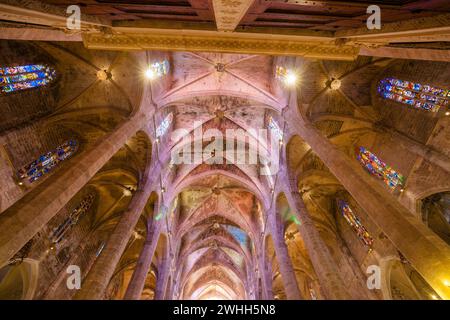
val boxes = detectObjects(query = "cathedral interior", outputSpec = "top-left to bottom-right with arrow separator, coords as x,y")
0,0 -> 450,301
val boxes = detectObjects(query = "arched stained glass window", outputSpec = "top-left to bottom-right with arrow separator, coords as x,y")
275,65 -> 287,80
156,112 -> 173,138
146,59 -> 170,79
50,193 -> 95,245
378,77 -> 449,112
18,140 -> 77,183
0,64 -> 56,94
357,146 -> 404,190
268,116 -> 283,142
338,200 -> 374,248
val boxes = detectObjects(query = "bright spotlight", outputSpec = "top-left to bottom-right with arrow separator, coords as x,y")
284,71 -> 298,87
145,68 -> 156,80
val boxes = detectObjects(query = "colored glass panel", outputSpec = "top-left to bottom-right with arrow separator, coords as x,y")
357,146 -> 404,189
378,77 -> 448,112
156,112 -> 173,138
0,64 -> 56,94
18,140 -> 78,183
338,200 -> 374,248
50,193 -> 95,245
149,59 -> 170,78
268,116 -> 283,142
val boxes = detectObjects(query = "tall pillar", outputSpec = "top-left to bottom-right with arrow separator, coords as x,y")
257,241 -> 273,300
0,110 -> 152,267
245,260 -> 258,300
171,267 -> 183,300
284,99 -> 450,300
74,160 -> 161,300
123,221 -> 161,300
154,249 -> 170,300
269,209 -> 303,300
281,176 -> 352,299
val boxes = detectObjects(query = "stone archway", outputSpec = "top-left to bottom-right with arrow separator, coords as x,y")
0,258 -> 39,300
380,256 -> 442,300
421,191 -> 450,245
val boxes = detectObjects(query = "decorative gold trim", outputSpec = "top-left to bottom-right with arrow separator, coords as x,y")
82,32 -> 359,61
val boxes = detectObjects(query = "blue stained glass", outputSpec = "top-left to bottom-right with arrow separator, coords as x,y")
378,77 -> 448,112
18,140 -> 78,183
147,59 -> 170,79
156,112 -> 173,138
0,64 -> 56,94
268,116 -> 283,142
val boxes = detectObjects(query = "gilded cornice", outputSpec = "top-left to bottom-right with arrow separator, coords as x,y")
82,32 -> 359,61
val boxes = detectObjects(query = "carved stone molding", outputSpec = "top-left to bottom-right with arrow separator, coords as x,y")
212,0 -> 255,32
82,32 -> 359,61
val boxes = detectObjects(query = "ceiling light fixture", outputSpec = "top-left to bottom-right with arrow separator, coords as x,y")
329,78 -> 341,90
145,67 -> 157,80
283,70 -> 298,87
97,69 -> 112,81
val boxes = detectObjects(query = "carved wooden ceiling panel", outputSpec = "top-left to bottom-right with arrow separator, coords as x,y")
42,0 -> 450,32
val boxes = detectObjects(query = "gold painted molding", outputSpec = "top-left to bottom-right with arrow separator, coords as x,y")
82,31 -> 359,60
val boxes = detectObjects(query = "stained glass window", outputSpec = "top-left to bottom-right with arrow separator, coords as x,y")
147,59 -> 170,79
338,200 -> 374,248
268,116 -> 283,142
50,193 -> 95,245
0,64 -> 56,94
156,112 -> 173,138
18,140 -> 78,183
378,77 -> 449,112
275,66 -> 287,80
357,146 -> 404,189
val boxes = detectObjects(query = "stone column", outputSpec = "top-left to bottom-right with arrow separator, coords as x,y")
257,241 -> 273,300
281,176 -> 352,299
154,249 -> 170,300
245,260 -> 258,300
74,159 -> 161,300
123,221 -> 161,300
284,99 -> 450,300
269,209 -> 303,300
260,261 -> 274,300
171,267 -> 183,300
0,110 -> 152,267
